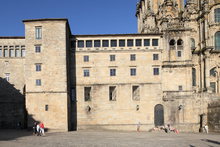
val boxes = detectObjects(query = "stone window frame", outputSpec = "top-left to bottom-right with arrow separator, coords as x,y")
109,86 -> 117,101
177,51 -> 182,57
111,40 -> 117,47
110,68 -> 116,76
153,54 -> 159,60
84,87 -> 92,101
83,55 -> 89,62
130,54 -> 136,61
36,79 -> 42,86
86,40 -> 93,48
35,45 -> 41,53
135,39 -> 142,47
214,8 -> 220,23
102,40 -> 109,47
215,31 -> 220,50
130,68 -> 136,76
119,39 -> 125,47
35,26 -> 42,40
35,63 -> 42,72
83,69 -> 90,77
94,40 -> 101,47
78,40 -> 84,48
110,55 -> 116,61
153,67 -> 160,75
132,85 -> 140,101
144,39 -> 150,46
127,39 -> 134,47
152,39 -> 159,46
0,46 -> 2,57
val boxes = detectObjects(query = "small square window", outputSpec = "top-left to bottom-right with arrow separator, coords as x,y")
35,45 -> 41,53
152,39 -> 159,46
84,69 -> 90,77
110,55 -> 115,61
84,55 -> 89,62
130,68 -> 136,76
111,40 -> 117,47
86,40 -> 92,48
153,54 -> 159,60
36,79 -> 41,86
94,40 -> 101,47
36,64 -> 42,71
78,40 -> 84,48
127,39 -> 134,47
153,68 -> 159,75
102,40 -> 109,47
110,69 -> 116,76
177,51 -> 182,57
130,54 -> 136,61
119,40 -> 125,47
136,39 -> 142,46
144,39 -> 150,46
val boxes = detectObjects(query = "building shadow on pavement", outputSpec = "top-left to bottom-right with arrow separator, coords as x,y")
201,139 -> 220,145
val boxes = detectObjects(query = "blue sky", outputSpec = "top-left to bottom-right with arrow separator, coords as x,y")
0,0 -> 138,36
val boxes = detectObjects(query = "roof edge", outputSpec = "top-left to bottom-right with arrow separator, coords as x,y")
23,18 -> 68,23
0,36 -> 25,39
73,33 -> 163,37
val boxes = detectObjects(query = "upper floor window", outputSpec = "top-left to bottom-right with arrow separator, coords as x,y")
86,40 -> 92,48
119,40 -> 125,47
94,40 -> 101,47
9,49 -> 14,57
35,26 -> 42,39
210,67 -> 217,77
84,55 -> 89,62
177,39 -> 183,46
35,45 -> 41,53
78,40 -> 84,48
84,87 -> 91,101
192,68 -> 196,86
36,63 -> 42,72
130,68 -> 136,76
4,49 -> 8,57
110,69 -> 116,76
152,39 -> 158,46
136,39 -> 142,46
215,32 -> 220,50
215,8 -> 220,22
177,51 -> 182,57
153,54 -> 159,60
102,40 -> 109,47
130,54 -> 136,61
111,40 -> 117,47
169,39 -> 176,46
127,39 -> 134,47
15,49 -> 20,57
83,69 -> 90,77
110,55 -> 115,61
36,79 -> 41,86
21,49 -> 25,57
0,48 -> 2,57
109,86 -> 116,101
190,38 -> 195,49
153,68 -> 159,75
144,39 -> 150,46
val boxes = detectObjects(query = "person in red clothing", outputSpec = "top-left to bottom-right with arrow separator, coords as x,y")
39,122 -> 45,136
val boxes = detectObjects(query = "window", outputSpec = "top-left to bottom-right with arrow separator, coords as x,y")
130,54 -> 136,61
5,73 -> 10,82
153,68 -> 159,75
153,54 -> 159,60
84,55 -> 89,62
192,68 -> 196,86
130,68 -> 136,76
102,40 -> 109,47
84,69 -> 90,77
179,85 -> 183,91
35,26 -> 42,39
152,39 -> 159,46
9,49 -> 14,57
210,82 -> 216,93
132,86 -> 140,101
190,38 -> 195,49
119,40 -> 125,47
94,40 -> 101,47
4,49 -> 8,57
45,105 -> 49,111
15,49 -> 20,57
110,55 -> 115,61
144,39 -> 150,46
36,64 -> 41,71
21,49 -> 25,57
127,39 -> 134,47
136,39 -> 142,46
210,67 -> 217,77
214,8 -> 220,22
86,40 -> 92,48
0,48 -> 2,57
35,45 -> 41,53
109,86 -> 116,101
36,79 -> 41,86
169,39 -> 176,46
215,32 -> 220,50
110,69 -> 116,76
111,40 -> 117,47
84,87 -> 91,101
177,39 -> 183,46
78,40 -> 84,48
177,51 -> 182,57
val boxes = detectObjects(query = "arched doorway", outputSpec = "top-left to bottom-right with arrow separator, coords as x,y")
154,104 -> 164,126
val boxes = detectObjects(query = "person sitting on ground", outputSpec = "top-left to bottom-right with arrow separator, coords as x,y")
39,122 -> 45,136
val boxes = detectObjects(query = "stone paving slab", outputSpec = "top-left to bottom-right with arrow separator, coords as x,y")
0,130 -> 220,147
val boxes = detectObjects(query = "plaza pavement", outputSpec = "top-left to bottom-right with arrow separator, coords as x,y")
0,130 -> 220,147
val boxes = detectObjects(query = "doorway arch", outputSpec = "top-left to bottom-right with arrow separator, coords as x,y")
154,104 -> 164,126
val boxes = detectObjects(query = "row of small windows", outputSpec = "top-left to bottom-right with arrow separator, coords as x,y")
83,54 -> 159,62
83,68 -> 160,77
169,39 -> 183,46
77,39 -> 159,48
84,86 -> 140,101
0,46 -> 25,57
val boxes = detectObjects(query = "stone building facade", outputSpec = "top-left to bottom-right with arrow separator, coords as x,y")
0,0 -> 220,132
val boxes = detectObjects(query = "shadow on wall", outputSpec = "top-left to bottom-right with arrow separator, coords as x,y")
208,99 -> 220,132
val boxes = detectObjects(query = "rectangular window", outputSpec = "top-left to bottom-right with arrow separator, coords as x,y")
35,45 -> 41,53
119,40 -> 125,47
136,39 -> 142,46
110,55 -> 115,61
86,40 -> 92,48
152,39 -> 159,46
177,51 -> 182,57
9,49 -> 14,57
153,68 -> 159,75
4,49 -> 8,57
210,82 -> 216,93
94,40 -> 101,47
110,69 -> 116,76
84,69 -> 90,77
5,73 -> 10,82
153,54 -> 159,60
109,86 -> 116,101
127,39 -> 134,47
15,49 -> 20,57
111,40 -> 117,47
130,68 -> 136,76
144,39 -> 150,46
0,48 -> 2,57
45,105 -> 49,111
36,64 -> 42,71
84,55 -> 89,62
36,79 -> 41,86
35,26 -> 42,39
130,54 -> 136,61
132,86 -> 140,101
84,87 -> 91,101
179,85 -> 183,91
21,49 -> 25,57
102,40 -> 109,47
78,40 -> 84,48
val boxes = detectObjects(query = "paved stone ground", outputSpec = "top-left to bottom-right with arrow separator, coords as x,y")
0,130 -> 220,147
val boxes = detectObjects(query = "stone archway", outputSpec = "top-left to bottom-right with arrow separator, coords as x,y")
154,104 -> 164,126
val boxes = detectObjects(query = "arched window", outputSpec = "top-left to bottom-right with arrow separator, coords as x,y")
215,32 -> 220,50
210,67 -> 217,77
190,38 -> 195,49
177,39 -> 183,46
192,68 -> 196,86
169,39 -> 175,46
215,8 -> 220,22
